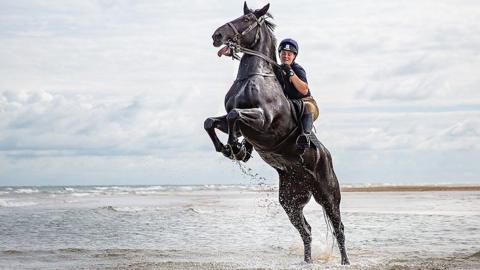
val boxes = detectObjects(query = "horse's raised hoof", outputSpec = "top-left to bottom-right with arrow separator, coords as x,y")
230,141 -> 243,155
241,152 -> 252,162
221,146 -> 232,159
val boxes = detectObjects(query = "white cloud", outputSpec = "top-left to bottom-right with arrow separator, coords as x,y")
0,90 -> 211,157
317,111 -> 480,151
282,0 -> 480,105
418,119 -> 480,151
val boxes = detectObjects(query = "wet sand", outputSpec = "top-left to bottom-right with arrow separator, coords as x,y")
341,184 -> 480,192
106,252 -> 480,270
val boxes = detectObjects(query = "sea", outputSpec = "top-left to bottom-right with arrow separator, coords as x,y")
0,185 -> 479,270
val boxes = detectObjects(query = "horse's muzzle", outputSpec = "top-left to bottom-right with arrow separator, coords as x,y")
212,32 -> 223,47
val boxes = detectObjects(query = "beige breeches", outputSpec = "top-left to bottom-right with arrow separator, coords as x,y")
302,96 -> 319,121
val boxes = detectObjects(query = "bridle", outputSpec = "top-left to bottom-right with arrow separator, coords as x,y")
227,13 -> 264,46
224,14 -> 281,69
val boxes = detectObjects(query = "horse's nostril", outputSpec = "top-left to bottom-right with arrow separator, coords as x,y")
213,33 -> 222,41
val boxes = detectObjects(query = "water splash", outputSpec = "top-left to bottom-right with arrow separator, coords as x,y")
233,158 -> 281,215
287,242 -> 335,263
233,157 -> 268,185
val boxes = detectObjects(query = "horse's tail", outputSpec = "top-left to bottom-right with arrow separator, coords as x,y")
322,207 -> 336,253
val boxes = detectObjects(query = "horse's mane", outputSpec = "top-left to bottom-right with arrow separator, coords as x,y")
264,12 -> 276,32
261,12 -> 277,61
262,12 -> 283,84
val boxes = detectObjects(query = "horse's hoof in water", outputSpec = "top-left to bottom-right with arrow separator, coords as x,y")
304,257 -> 313,264
341,258 -> 350,265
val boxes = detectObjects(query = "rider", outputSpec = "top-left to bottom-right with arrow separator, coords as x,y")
278,38 -> 319,151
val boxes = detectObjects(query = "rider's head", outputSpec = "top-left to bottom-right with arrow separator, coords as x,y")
278,38 -> 298,65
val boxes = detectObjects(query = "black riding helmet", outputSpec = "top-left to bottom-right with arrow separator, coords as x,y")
278,38 -> 299,55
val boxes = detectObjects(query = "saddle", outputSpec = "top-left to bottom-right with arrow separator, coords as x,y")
289,98 -> 304,124
287,99 -> 322,150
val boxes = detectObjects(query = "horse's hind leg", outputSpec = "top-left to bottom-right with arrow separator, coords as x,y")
312,149 -> 350,265
318,194 -> 349,265
279,171 -> 313,263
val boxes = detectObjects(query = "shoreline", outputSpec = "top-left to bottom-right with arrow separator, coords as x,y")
1,184 -> 480,193
341,184 -> 480,192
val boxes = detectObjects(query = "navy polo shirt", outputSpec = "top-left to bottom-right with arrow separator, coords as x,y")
282,62 -> 310,100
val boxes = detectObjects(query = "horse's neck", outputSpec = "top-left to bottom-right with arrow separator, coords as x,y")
237,28 -> 276,79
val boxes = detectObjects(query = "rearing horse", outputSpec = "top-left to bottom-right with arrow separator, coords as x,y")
204,2 -> 349,265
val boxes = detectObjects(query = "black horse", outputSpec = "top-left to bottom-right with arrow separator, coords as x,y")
204,2 -> 349,265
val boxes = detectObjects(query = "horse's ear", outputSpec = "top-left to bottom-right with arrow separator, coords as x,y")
253,3 -> 270,18
243,1 -> 250,15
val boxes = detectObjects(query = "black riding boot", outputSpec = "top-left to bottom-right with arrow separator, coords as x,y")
296,112 -> 313,151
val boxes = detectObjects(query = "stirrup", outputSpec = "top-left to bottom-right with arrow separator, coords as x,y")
296,133 -> 310,150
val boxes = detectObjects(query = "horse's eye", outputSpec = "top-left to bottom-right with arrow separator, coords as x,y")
243,17 -> 249,22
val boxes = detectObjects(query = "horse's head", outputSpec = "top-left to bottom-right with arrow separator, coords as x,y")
212,2 -> 270,49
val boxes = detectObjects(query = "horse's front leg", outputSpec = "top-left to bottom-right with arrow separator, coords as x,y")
226,108 -> 265,154
204,115 -> 232,157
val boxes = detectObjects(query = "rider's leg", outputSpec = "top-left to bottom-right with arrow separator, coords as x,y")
296,112 -> 313,150
296,97 -> 319,151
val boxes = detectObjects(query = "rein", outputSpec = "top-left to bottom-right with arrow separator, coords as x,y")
226,40 -> 281,69
228,41 -> 280,82
240,46 -> 281,68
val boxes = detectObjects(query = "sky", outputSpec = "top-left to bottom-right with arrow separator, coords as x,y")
0,0 -> 479,186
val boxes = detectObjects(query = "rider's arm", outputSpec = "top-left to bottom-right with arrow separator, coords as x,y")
290,65 -> 309,95
290,75 -> 309,95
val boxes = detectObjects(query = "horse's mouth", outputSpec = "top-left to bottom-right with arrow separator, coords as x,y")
217,45 -> 230,57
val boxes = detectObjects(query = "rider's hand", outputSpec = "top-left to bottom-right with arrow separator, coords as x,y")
281,64 -> 295,77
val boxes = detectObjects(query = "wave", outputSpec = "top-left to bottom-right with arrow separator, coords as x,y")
99,206 -> 148,212
0,199 -> 37,207
0,184 -> 277,197
0,248 -> 163,256
14,188 -> 40,194
185,207 -> 209,214
96,205 -> 209,214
